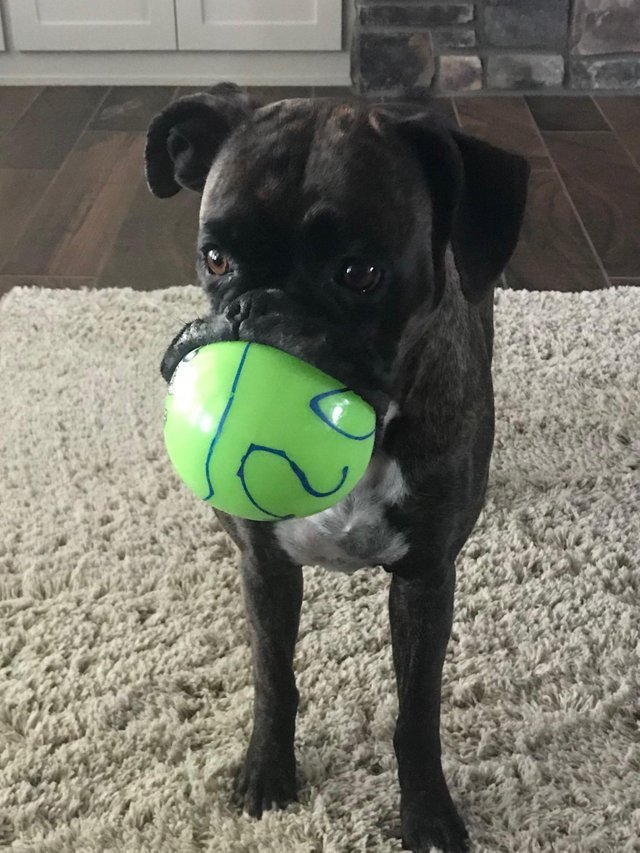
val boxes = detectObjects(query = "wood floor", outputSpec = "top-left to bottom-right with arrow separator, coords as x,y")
1,86 -> 640,296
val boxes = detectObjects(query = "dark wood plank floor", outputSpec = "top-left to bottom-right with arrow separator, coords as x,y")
0,86 -> 639,296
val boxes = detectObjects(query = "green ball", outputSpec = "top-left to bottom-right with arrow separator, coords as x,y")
163,341 -> 376,521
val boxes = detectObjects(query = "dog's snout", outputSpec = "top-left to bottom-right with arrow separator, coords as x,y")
224,289 -> 281,320
160,313 -> 237,384
224,297 -> 247,325
161,292 -> 283,385
223,288 -> 296,339
222,295 -> 250,340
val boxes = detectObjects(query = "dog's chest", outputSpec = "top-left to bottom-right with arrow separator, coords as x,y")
275,453 -> 409,573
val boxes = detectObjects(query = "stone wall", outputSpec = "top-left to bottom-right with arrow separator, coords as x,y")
351,0 -> 640,94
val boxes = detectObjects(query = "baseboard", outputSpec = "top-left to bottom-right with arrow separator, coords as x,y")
0,50 -> 352,87
0,74 -> 351,86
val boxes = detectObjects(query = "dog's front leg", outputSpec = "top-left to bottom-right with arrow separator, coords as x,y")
232,549 -> 303,818
389,566 -> 469,853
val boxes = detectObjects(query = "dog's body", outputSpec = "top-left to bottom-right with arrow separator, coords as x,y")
146,84 -> 529,852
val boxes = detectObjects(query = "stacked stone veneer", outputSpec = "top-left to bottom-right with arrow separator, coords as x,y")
351,0 -> 640,94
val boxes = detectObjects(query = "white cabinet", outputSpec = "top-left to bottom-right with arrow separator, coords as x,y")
6,0 -> 342,53
176,0 -> 342,51
7,0 -> 177,51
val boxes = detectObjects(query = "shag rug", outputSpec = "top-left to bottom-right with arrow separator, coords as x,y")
0,285 -> 638,853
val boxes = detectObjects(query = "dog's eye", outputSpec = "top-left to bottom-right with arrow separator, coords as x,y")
205,248 -> 231,276
336,260 -> 382,294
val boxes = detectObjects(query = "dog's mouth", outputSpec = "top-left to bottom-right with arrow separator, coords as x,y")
228,291 -> 393,414
162,289 -> 393,420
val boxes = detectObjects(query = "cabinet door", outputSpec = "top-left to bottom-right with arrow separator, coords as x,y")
176,0 -> 342,51
8,0 -> 177,51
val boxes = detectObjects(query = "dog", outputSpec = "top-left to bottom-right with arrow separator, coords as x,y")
145,82 -> 529,852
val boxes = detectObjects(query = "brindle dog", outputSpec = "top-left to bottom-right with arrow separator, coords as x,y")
146,83 -> 529,852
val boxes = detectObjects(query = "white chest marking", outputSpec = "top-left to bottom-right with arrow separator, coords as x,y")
275,451 -> 409,573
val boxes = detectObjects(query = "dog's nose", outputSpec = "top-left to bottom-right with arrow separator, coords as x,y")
224,289 -> 288,337
224,289 -> 280,316
223,296 -> 249,336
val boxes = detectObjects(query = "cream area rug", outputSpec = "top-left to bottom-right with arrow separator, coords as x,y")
0,285 -> 638,853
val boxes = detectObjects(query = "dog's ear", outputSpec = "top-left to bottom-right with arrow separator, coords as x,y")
145,83 -> 255,198
393,112 -> 530,304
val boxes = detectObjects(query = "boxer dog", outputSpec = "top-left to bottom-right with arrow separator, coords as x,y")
145,83 -> 529,852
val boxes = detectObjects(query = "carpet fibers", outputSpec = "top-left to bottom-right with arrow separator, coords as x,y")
0,285 -> 638,853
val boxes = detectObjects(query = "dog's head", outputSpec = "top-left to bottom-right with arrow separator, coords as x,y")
146,84 -> 529,404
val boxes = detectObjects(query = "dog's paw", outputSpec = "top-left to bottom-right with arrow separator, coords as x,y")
231,745 -> 298,819
400,790 -> 469,853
